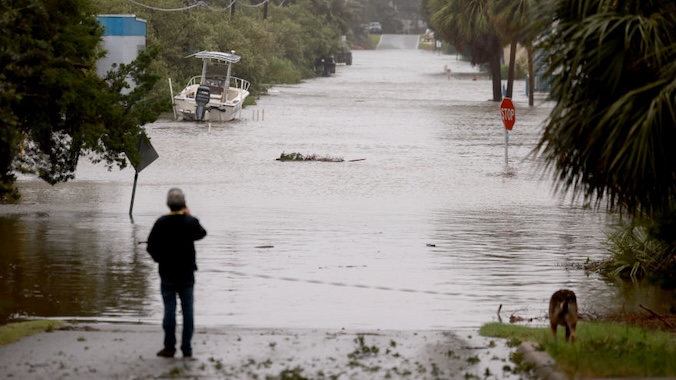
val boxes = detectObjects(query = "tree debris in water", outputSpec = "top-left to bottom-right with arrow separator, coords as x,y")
276,152 -> 344,162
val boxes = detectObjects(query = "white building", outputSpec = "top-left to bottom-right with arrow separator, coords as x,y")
96,15 -> 147,78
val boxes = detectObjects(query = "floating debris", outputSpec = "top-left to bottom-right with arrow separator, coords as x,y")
276,152 -> 344,162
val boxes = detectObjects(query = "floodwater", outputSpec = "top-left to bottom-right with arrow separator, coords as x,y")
0,46 -> 672,331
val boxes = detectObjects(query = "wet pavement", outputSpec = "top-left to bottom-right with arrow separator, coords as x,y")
0,322 -> 524,380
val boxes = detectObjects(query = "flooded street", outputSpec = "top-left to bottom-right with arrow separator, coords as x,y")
1,47 -> 669,331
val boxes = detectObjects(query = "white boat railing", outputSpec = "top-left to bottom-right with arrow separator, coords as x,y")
184,76 -> 251,92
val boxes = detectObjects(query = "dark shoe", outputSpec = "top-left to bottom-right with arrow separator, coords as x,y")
182,351 -> 192,358
156,348 -> 176,358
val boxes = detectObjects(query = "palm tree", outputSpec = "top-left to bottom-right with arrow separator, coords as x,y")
491,0 -> 539,106
534,0 -> 676,217
427,0 -> 503,101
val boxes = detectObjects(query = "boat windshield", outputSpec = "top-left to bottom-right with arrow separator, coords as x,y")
205,78 -> 225,88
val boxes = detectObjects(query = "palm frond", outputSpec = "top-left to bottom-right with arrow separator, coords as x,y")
534,0 -> 676,216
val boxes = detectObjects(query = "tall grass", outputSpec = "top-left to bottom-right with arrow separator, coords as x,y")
480,322 -> 676,378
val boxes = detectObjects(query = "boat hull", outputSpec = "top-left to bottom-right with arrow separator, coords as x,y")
173,89 -> 249,122
171,51 -> 251,123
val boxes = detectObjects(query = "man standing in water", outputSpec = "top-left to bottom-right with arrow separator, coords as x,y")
147,188 -> 207,358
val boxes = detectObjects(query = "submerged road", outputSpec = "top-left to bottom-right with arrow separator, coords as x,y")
376,34 -> 421,50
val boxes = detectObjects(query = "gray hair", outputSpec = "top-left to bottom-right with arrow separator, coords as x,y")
166,187 -> 186,211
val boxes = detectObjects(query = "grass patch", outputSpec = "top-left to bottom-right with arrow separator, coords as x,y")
480,322 -> 550,342
369,35 -> 381,49
0,320 -> 65,346
480,321 -> 676,378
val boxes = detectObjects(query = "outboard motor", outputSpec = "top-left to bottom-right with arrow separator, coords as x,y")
195,85 -> 211,121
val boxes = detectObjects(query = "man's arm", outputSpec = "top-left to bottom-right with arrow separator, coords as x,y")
146,223 -> 161,262
192,218 -> 207,241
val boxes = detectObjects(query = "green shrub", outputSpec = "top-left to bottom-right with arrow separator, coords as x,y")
267,57 -> 302,85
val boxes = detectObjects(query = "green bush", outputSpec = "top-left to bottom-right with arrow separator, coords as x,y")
93,0 -> 347,100
267,57 -> 302,85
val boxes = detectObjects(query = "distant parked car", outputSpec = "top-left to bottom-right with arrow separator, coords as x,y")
368,22 -> 382,34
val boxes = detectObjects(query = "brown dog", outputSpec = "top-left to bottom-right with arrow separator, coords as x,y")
549,289 -> 578,343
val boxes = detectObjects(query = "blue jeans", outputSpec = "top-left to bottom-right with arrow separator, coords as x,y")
161,279 -> 194,355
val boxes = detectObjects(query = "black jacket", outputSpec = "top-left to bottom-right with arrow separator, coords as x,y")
147,212 -> 207,282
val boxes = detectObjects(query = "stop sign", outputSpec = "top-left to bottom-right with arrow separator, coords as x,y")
500,98 -> 516,130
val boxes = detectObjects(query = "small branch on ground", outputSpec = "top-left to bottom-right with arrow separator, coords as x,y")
640,304 -> 675,329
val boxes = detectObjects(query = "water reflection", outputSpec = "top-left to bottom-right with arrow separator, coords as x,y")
1,49 -> 673,329
0,213 -> 153,321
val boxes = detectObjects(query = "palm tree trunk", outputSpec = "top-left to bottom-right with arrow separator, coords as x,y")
490,51 -> 502,101
527,45 -> 534,107
507,38 -> 517,98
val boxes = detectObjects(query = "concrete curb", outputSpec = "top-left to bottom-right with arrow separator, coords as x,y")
518,341 -> 569,380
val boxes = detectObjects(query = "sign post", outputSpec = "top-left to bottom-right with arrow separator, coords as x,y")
500,98 -> 516,165
127,134 -> 159,218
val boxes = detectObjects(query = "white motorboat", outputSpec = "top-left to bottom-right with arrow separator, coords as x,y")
172,50 -> 250,122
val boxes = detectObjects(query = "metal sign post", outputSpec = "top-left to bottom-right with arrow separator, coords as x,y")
127,133 -> 159,217
505,129 -> 509,165
500,98 -> 516,165
130,171 -> 140,217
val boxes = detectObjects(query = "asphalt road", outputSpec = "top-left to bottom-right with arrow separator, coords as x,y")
376,34 -> 421,50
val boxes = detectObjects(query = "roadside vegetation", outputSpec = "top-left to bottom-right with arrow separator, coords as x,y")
90,0 -> 353,97
1,0 -> 166,203
533,0 -> 676,288
368,34 -> 382,49
422,0 -> 676,287
423,0 -> 539,104
0,0 -> 353,202
0,0 -> 424,202
480,321 -> 676,378
586,217 -> 676,287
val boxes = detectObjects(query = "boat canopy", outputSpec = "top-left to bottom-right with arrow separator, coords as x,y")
185,50 -> 241,64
